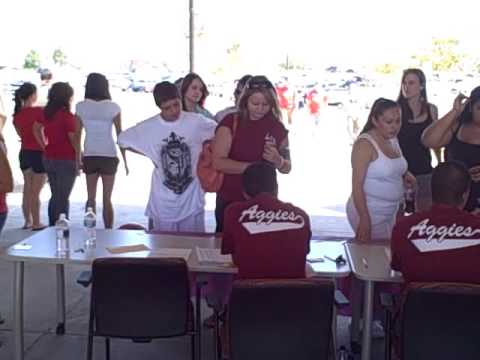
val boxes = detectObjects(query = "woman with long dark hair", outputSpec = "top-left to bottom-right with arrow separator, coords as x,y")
397,68 -> 439,212
346,98 -> 415,242
423,88 -> 480,212
33,82 -> 79,225
13,82 -> 47,230
76,73 -> 128,228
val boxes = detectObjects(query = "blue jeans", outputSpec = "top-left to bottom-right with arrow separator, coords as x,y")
0,212 -> 7,234
43,159 -> 77,226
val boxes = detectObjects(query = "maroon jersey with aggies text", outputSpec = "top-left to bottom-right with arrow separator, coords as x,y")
391,204 -> 480,284
222,193 -> 311,279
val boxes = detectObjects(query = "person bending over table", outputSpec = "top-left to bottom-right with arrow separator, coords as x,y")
346,98 -> 416,242
118,81 -> 216,232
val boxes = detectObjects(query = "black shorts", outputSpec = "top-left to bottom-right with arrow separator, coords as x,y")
82,156 -> 119,175
19,150 -> 46,173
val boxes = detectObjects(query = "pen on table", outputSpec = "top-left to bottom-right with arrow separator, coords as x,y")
362,257 -> 368,268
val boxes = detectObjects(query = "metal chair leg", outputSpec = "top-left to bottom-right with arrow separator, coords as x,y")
195,280 -> 204,360
86,333 -> 93,360
87,295 -> 95,360
384,310 -> 392,360
191,334 -> 196,360
105,338 -> 110,360
331,305 -> 338,360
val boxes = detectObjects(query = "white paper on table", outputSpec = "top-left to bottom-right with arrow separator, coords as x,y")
196,247 -> 233,264
148,248 -> 192,261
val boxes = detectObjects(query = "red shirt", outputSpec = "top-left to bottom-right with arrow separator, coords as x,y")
217,113 -> 288,202
38,109 -> 76,160
391,204 -> 480,284
307,89 -> 320,115
276,86 -> 289,110
222,193 -> 311,279
13,107 -> 44,151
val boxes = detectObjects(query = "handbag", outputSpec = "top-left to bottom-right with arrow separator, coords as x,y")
197,115 -> 238,193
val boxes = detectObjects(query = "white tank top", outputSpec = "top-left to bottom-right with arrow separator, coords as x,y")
359,133 -> 407,204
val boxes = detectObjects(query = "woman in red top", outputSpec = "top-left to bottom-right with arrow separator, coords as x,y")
212,75 -> 292,231
33,82 -> 79,226
13,83 -> 47,230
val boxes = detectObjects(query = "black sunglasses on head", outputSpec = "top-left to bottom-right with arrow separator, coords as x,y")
246,77 -> 274,90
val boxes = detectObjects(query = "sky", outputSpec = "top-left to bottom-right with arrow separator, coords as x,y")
2,0 -> 478,75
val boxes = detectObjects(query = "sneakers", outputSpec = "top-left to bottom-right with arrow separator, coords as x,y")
371,320 -> 385,338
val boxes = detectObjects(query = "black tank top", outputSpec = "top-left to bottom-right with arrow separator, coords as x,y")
398,108 -> 433,176
446,126 -> 480,211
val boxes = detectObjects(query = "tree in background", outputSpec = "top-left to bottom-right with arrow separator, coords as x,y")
23,50 -> 41,69
52,48 -> 67,66
411,38 -> 465,72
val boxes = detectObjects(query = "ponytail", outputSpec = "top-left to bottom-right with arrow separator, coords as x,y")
13,82 -> 37,115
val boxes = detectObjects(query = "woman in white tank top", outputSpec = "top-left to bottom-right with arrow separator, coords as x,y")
347,98 -> 416,242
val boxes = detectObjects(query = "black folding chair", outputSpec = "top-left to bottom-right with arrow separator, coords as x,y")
86,257 -> 198,360
383,282 -> 480,360
226,278 -> 335,360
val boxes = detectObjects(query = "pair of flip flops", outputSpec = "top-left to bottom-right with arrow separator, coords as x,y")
32,226 -> 47,231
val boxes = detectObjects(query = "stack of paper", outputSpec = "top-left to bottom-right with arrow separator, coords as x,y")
106,244 -> 150,254
148,248 -> 192,261
196,247 -> 233,264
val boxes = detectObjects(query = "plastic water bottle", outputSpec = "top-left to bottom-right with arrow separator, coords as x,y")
55,214 -> 70,257
405,187 -> 415,202
83,207 -> 96,248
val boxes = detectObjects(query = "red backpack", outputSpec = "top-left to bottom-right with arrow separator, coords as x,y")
197,116 -> 238,193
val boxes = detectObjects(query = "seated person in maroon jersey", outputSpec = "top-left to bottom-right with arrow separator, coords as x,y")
222,162 -> 311,279
391,161 -> 480,284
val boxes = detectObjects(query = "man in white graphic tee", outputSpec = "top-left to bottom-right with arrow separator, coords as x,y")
391,161 -> 480,284
118,81 -> 216,232
222,162 -> 311,279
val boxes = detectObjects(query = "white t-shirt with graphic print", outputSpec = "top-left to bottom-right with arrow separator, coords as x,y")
76,99 -> 121,157
117,111 -> 216,222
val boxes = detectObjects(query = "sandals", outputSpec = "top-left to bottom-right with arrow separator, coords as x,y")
32,225 -> 48,231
